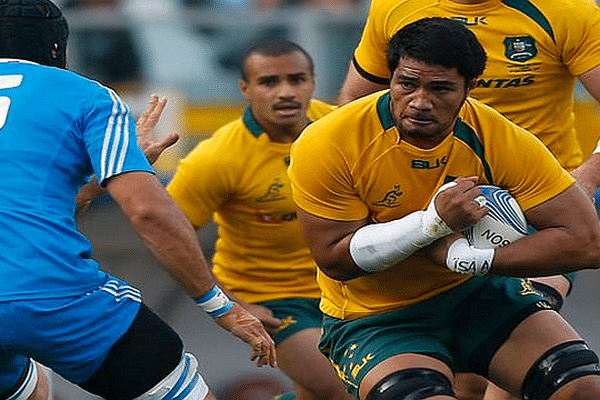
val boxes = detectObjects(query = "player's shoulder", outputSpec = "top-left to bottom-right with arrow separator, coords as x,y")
307,99 -> 337,121
299,91 -> 388,147
461,97 -> 505,120
187,116 -> 251,161
372,0 -> 436,15
523,0 -> 599,22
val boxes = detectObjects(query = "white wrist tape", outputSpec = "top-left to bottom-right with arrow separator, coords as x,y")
349,184 -> 454,273
446,238 -> 495,275
195,285 -> 233,317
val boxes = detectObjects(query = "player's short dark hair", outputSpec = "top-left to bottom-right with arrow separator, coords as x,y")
387,17 -> 486,83
0,0 -> 68,68
240,39 -> 314,81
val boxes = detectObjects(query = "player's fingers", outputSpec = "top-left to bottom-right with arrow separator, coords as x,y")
250,335 -> 277,367
137,94 -> 159,126
146,96 -> 168,126
473,195 -> 487,208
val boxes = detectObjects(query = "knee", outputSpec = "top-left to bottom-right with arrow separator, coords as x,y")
7,361 -> 49,400
366,368 -> 454,400
521,340 -> 600,400
132,353 -> 210,400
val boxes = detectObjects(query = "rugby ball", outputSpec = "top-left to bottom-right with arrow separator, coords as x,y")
463,185 -> 528,249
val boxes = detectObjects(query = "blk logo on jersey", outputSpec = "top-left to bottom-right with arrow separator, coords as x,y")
450,16 -> 487,26
373,185 -> 402,207
411,157 -> 447,169
504,36 -> 537,62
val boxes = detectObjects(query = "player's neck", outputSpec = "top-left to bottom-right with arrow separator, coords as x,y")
266,119 -> 310,144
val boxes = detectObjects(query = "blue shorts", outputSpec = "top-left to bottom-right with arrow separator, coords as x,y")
0,275 -> 141,394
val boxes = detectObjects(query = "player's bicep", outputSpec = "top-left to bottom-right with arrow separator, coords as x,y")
296,207 -> 368,279
525,184 -> 596,235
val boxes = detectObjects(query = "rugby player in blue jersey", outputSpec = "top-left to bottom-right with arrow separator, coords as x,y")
0,1 -> 276,400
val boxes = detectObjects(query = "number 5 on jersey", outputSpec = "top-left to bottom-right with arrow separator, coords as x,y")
0,75 -> 24,129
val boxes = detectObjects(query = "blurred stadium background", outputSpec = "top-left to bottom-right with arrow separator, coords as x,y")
51,0 -> 600,398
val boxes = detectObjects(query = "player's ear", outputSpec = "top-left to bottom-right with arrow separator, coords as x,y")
239,79 -> 249,99
467,78 -> 477,93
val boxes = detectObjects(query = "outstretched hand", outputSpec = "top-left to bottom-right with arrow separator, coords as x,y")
214,303 -> 277,368
136,94 -> 180,164
242,303 -> 282,336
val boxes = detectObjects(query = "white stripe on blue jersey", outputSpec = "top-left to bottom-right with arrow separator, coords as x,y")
100,279 -> 142,303
100,89 -> 130,182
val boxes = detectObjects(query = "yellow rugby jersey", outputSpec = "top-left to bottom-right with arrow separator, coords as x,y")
167,100 -> 336,303
354,0 -> 600,171
289,91 -> 574,319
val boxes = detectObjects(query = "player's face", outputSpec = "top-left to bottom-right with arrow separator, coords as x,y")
389,56 -> 470,149
240,51 -> 315,134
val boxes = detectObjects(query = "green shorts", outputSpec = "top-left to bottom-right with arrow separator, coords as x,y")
256,298 -> 322,344
319,276 -> 551,397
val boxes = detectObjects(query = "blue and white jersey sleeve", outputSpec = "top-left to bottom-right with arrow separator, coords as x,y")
83,85 -> 153,186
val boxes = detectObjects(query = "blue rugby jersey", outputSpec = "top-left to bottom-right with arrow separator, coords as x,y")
0,59 -> 153,301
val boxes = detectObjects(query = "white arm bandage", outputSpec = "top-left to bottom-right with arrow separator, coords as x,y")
349,184 -> 454,273
445,238 -> 495,275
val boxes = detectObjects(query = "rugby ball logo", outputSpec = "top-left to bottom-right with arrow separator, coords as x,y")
463,185 -> 528,249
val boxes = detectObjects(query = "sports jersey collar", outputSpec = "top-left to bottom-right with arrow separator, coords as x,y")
242,107 -> 265,138
376,91 -> 396,131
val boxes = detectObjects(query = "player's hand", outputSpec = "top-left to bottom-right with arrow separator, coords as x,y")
243,303 -> 282,336
75,176 -> 106,216
136,94 -> 179,165
434,176 -> 488,231
214,302 -> 277,368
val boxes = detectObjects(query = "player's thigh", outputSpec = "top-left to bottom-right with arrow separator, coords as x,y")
487,309 -> 599,396
80,303 -> 184,400
0,277 -> 141,384
453,373 -> 487,400
276,328 -> 345,394
257,298 -> 322,344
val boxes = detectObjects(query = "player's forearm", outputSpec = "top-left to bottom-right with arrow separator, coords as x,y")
108,173 -> 216,299
445,226 -> 600,277
571,152 -> 600,198
131,202 -> 216,299
490,228 -> 600,276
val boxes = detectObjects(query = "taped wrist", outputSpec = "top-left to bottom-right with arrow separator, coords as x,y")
446,238 -> 495,275
350,205 -> 452,273
195,285 -> 233,317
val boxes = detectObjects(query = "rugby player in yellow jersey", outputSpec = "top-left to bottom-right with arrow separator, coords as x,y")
337,2 -> 600,397
166,40 -> 353,400
289,18 -> 600,400
337,0 -> 600,300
